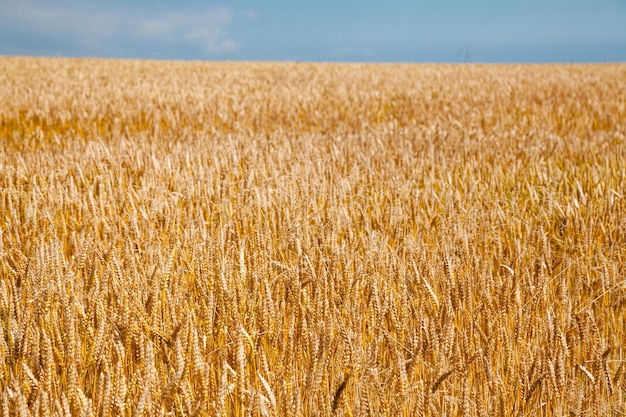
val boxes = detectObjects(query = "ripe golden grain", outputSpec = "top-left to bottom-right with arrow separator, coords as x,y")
0,57 -> 625,416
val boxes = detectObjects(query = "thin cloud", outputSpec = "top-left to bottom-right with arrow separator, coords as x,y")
240,9 -> 258,21
0,0 -> 248,57
332,47 -> 354,55
330,47 -> 374,59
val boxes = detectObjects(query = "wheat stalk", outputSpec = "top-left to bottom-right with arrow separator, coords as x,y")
1,57 -> 624,416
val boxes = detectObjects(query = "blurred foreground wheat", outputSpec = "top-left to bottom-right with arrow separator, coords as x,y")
1,57 -> 625,416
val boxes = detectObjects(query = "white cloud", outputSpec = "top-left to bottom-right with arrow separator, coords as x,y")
215,39 -> 242,54
176,7 -> 241,54
2,0 -> 119,38
0,0 -> 249,57
240,9 -> 258,21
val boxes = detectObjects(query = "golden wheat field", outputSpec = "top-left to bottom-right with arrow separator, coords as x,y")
0,56 -> 625,417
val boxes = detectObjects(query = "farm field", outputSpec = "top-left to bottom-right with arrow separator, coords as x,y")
0,57 -> 625,416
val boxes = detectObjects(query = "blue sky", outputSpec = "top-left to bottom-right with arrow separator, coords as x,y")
0,0 -> 625,62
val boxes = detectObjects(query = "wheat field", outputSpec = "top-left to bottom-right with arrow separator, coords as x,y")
0,57 -> 625,416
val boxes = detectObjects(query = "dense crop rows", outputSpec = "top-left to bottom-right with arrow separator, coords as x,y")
1,57 -> 625,416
